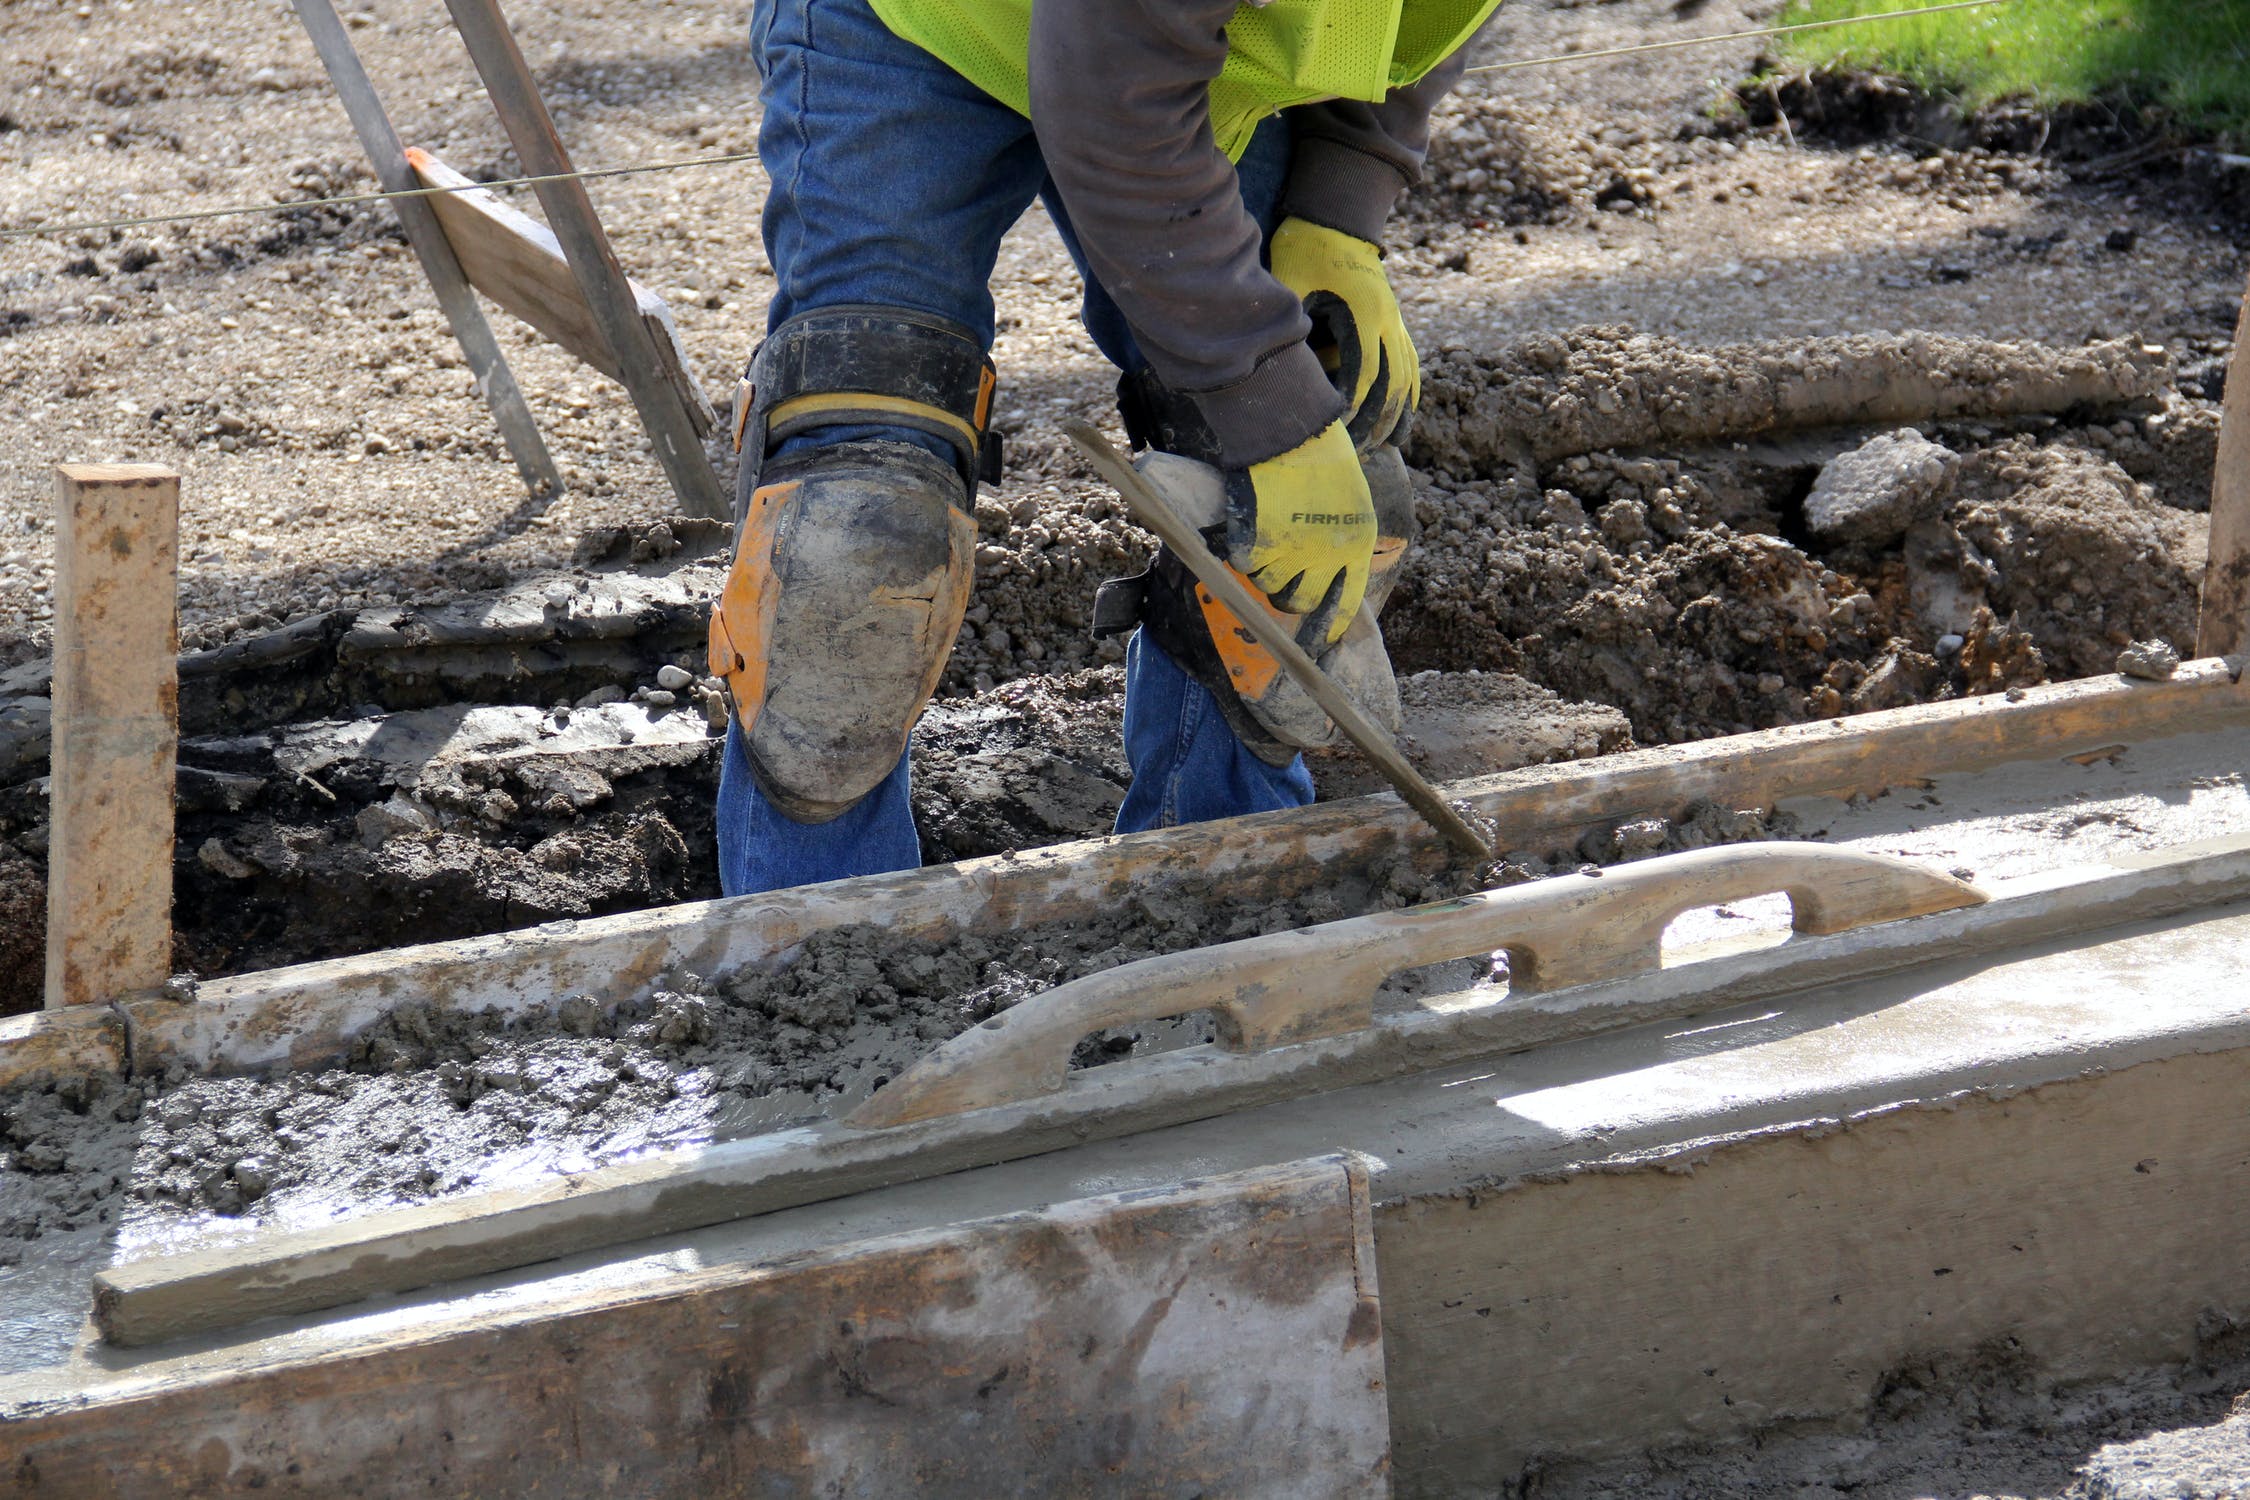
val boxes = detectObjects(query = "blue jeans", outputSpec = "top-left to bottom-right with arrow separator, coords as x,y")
719,0 -> 1313,897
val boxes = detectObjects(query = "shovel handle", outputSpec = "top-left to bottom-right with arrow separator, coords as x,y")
846,843 -> 1983,1129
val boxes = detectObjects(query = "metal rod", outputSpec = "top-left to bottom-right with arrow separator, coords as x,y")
292,0 -> 561,501
1065,422 -> 1493,860
441,0 -> 729,521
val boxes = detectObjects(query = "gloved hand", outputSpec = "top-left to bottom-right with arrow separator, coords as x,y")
1268,217 -> 1420,452
1226,417 -> 1375,647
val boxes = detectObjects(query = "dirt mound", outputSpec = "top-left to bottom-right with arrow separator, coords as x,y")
1388,331 -> 2206,744
1409,327 -> 2167,470
1736,63 -> 2250,232
1389,464 -> 1844,741
948,489 -> 1147,692
1944,442 -> 2204,679
1741,63 -> 2164,164
915,668 -> 1131,863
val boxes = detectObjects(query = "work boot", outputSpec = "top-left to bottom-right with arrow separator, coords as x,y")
709,439 -> 975,823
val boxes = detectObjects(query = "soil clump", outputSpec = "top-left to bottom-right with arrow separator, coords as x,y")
1388,333 -> 2206,745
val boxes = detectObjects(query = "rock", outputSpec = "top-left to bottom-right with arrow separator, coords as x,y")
575,684 -> 625,709
655,664 -> 692,691
643,993 -> 714,1047
1904,519 -> 1995,637
355,793 -> 436,848
629,523 -> 679,563
2116,639 -> 2182,680
1804,429 -> 1957,547
197,837 -> 258,880
556,994 -> 603,1036
1851,643 -> 1941,712
1948,443 -> 2202,679
230,1158 -> 269,1200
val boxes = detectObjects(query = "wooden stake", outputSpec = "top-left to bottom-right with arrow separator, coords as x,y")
442,0 -> 730,522
45,465 -> 179,1009
408,149 -> 714,438
2199,272 -> 2250,659
291,0 -> 562,502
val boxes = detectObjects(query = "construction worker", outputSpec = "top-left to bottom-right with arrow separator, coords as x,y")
710,0 -> 1502,895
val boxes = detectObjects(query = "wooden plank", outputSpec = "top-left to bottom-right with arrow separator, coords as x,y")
440,0 -> 728,520
291,0 -> 561,500
2199,272 -> 2250,658
86,835 -> 2250,1346
21,1158 -> 1390,1499
409,149 -> 714,442
0,657 -> 2241,1090
44,465 -> 178,1009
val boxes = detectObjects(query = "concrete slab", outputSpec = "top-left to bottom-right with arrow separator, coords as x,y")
78,837 -> 2248,1346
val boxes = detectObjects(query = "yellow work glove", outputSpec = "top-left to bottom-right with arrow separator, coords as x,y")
1227,417 -> 1376,648
1268,217 -> 1421,452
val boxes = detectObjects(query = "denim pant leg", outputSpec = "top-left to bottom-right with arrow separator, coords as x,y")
720,0 -> 1051,898
753,0 -> 1049,339
1113,632 -> 1316,831
1040,120 -> 1318,834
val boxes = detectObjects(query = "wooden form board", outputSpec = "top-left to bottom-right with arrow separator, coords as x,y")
83,832 -> 2250,1345
43,465 -> 178,1010
8,1157 -> 1389,1499
1,658 -> 2244,1089
408,149 -> 715,440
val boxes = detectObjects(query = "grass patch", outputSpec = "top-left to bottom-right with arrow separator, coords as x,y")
1774,0 -> 2250,141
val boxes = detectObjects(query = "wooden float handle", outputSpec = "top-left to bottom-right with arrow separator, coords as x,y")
846,843 -> 1984,1129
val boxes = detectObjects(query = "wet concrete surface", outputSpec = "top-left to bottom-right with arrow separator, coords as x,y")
8,720 -> 2249,1379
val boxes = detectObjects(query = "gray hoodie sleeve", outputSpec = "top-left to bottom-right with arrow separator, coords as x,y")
1027,0 -> 1339,468
1027,0 -> 1470,467
1281,52 -> 1469,243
